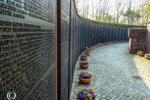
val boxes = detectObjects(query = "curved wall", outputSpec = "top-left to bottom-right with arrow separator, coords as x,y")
63,0 -> 145,99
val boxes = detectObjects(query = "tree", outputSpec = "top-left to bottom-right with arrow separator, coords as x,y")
116,0 -> 121,23
123,9 -> 142,24
75,0 -> 147,25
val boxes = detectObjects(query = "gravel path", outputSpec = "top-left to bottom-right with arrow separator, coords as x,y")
70,43 -> 150,100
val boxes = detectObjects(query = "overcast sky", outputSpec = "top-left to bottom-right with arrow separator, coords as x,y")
76,0 -> 148,17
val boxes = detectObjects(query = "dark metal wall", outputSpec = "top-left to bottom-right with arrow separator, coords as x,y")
60,0 -> 70,99
0,0 -> 56,100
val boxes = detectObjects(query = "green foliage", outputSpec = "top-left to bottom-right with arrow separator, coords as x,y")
80,16 -> 146,28
147,0 -> 150,18
123,9 -> 142,24
76,0 -> 148,26
96,15 -> 114,23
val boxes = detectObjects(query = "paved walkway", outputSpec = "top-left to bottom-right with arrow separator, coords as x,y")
70,43 -> 150,100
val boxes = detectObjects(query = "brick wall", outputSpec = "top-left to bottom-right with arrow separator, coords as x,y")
128,28 -> 147,54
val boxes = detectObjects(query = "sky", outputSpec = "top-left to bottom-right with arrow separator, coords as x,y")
76,0 -> 148,19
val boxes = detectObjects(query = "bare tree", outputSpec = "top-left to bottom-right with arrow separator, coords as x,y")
75,0 -> 147,25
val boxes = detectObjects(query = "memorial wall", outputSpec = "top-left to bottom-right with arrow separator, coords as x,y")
0,0 -> 144,100
61,0 -> 71,99
0,0 -> 56,100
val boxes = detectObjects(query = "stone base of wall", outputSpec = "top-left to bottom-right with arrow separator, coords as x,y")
129,38 -> 146,54
146,23 -> 150,53
128,28 -> 147,54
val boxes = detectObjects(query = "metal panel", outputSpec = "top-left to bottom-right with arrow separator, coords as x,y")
0,0 -> 56,100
